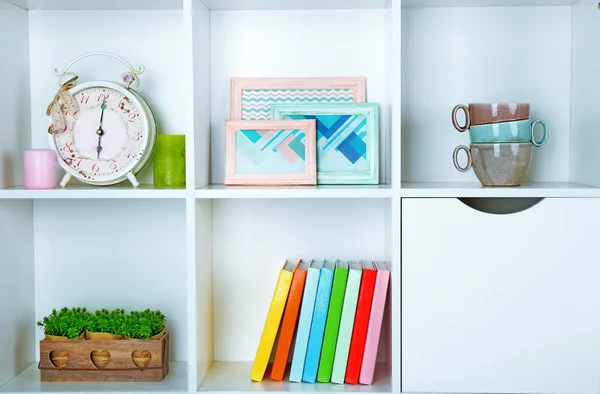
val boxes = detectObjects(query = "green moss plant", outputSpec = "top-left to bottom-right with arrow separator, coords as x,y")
122,309 -> 166,339
36,307 -> 88,339
86,308 -> 126,335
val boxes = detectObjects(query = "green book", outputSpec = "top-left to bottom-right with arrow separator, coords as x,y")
317,260 -> 349,382
331,262 -> 363,384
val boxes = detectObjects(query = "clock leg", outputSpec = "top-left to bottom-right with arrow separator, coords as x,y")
126,172 -> 140,188
59,173 -> 72,188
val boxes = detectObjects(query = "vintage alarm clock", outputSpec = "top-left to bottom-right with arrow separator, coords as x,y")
47,52 -> 157,188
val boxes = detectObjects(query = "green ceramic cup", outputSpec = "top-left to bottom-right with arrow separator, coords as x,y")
468,119 -> 548,146
153,135 -> 186,187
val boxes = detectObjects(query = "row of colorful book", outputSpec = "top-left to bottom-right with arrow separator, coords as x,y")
251,259 -> 390,385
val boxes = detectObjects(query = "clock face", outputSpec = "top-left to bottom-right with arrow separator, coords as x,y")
52,84 -> 149,183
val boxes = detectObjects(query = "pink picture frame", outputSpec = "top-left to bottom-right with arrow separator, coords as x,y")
230,77 -> 367,120
225,120 -> 317,186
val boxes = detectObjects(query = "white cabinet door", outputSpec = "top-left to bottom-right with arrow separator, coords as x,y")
402,198 -> 600,394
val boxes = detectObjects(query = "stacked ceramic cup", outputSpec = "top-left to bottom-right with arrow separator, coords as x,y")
451,103 -> 548,187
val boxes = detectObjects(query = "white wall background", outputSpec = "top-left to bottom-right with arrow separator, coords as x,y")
33,199 -> 188,361
209,9 -> 388,184
211,198 -> 388,361
0,200 -> 34,387
27,10 -> 186,185
0,2 -> 30,188
401,6 -> 572,183
570,0 -> 600,187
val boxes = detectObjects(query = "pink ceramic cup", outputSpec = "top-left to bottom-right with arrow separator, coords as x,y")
23,149 -> 57,190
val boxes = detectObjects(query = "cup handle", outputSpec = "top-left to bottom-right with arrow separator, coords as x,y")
452,104 -> 471,132
531,120 -> 548,147
453,145 -> 472,172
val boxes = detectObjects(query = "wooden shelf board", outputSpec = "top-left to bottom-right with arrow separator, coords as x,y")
196,185 -> 394,199
400,182 -> 600,198
0,361 -> 187,394
0,185 -> 186,199
3,0 -> 182,10
198,361 -> 391,393
198,0 -> 389,11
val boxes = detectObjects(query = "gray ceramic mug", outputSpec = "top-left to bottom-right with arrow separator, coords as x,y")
453,143 -> 533,187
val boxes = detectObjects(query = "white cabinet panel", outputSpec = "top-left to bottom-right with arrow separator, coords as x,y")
402,198 -> 600,394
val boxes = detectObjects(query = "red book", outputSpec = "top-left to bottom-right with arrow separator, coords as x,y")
270,260 -> 309,381
344,261 -> 377,384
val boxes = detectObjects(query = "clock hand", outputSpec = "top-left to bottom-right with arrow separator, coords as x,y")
99,100 -> 107,128
96,100 -> 107,159
96,128 -> 104,159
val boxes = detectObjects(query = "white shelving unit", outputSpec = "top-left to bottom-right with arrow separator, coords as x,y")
1,0 -> 599,394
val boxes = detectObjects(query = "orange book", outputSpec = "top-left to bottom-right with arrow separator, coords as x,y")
270,260 -> 309,381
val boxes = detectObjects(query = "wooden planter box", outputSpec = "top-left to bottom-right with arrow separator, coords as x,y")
38,332 -> 170,382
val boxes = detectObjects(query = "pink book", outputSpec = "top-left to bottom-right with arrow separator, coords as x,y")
359,261 -> 390,385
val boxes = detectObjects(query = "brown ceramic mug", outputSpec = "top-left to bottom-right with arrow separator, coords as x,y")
452,103 -> 530,132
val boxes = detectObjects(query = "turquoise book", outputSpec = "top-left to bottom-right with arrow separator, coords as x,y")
289,260 -> 323,382
302,260 -> 335,383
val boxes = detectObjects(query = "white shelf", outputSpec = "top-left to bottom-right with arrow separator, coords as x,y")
197,362 -> 391,393
400,182 -> 600,198
0,185 -> 186,199
197,183 -> 600,199
0,362 -> 188,394
198,0 -> 389,10
196,185 -> 394,199
4,0 -> 183,10
402,0 -> 581,7
5,0 -> 582,11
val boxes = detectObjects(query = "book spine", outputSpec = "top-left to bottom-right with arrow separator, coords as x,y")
317,267 -> 349,382
289,268 -> 320,382
271,269 -> 307,381
359,269 -> 390,385
250,269 -> 294,382
331,268 -> 362,384
344,269 -> 377,384
302,268 -> 334,383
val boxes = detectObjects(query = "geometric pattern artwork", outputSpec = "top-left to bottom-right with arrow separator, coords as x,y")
270,103 -> 379,185
236,129 -> 307,175
285,114 -> 369,175
230,78 -> 367,121
241,89 -> 355,120
225,120 -> 317,186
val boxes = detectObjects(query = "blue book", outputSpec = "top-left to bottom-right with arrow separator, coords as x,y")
289,260 -> 323,382
302,260 -> 335,383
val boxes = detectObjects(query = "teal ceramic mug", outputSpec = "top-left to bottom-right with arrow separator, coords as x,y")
468,119 -> 548,146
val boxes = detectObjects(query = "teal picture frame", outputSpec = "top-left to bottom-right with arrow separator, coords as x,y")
271,103 -> 379,185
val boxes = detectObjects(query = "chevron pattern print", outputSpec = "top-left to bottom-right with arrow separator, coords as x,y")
236,129 -> 307,174
242,89 -> 354,120
287,114 -> 368,174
